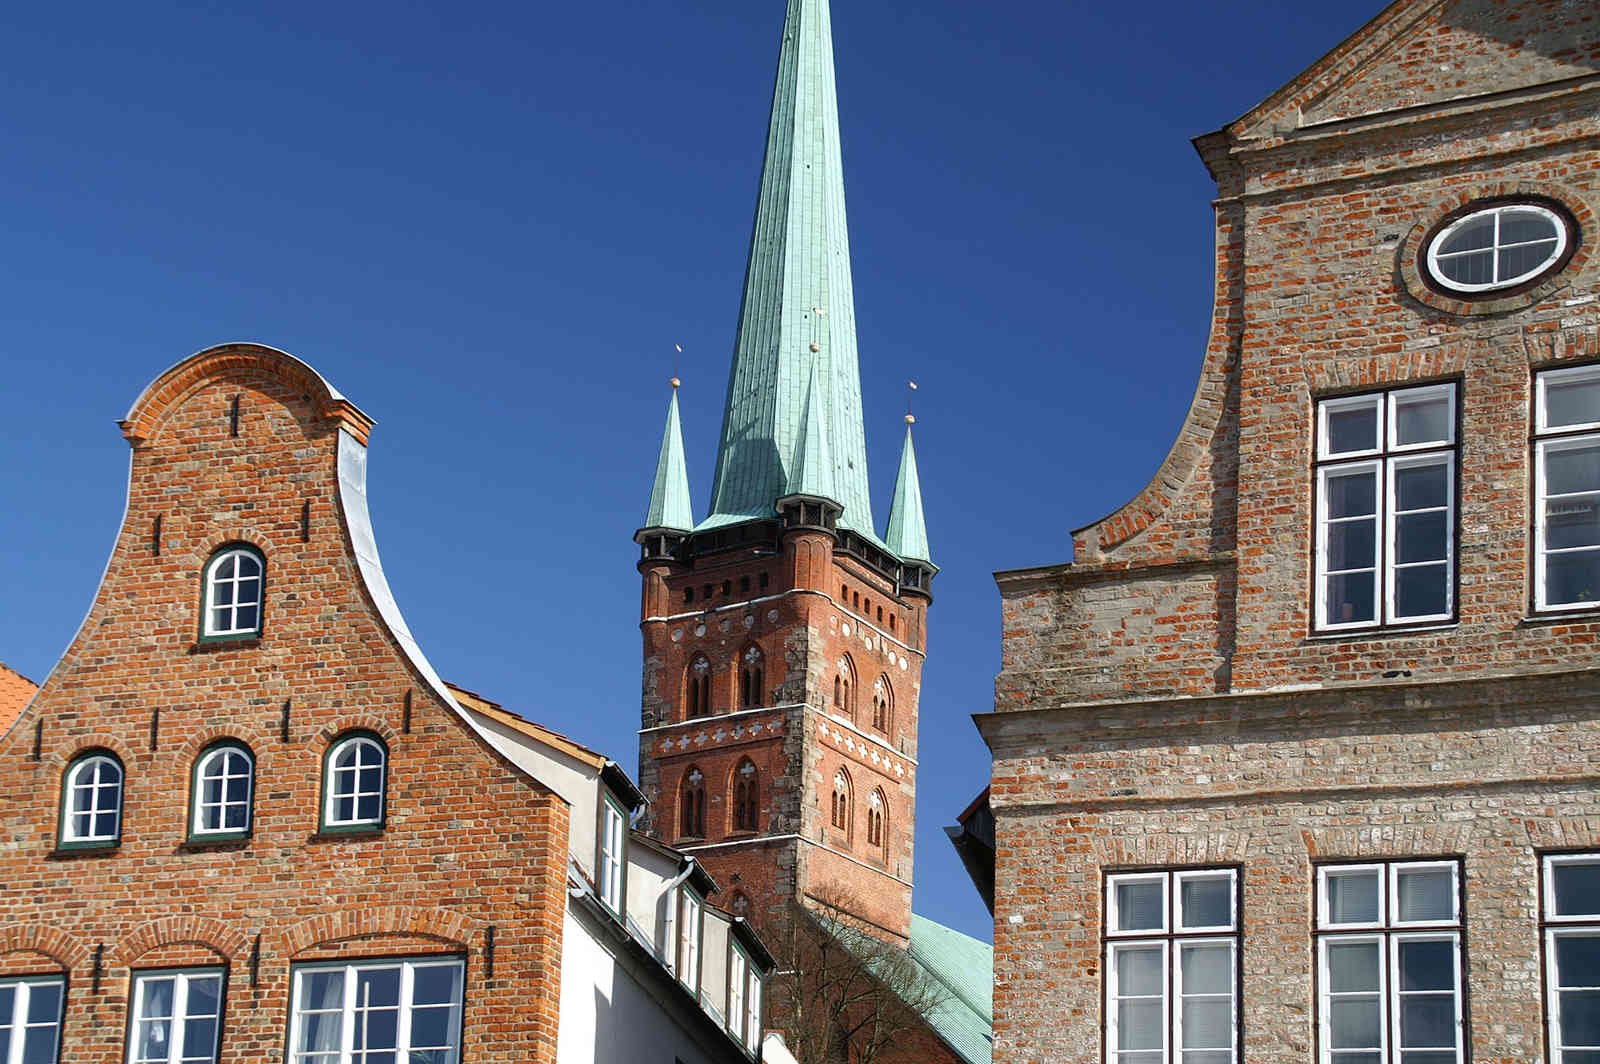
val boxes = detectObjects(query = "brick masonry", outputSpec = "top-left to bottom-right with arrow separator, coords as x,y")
0,345 -> 571,1064
984,2 -> 1600,1062
637,524 -> 925,946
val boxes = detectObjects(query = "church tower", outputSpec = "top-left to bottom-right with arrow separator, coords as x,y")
634,0 -> 933,946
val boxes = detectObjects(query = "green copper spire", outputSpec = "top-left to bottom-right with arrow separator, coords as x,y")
785,361 -> 838,501
643,386 -> 695,532
885,420 -> 931,565
702,0 -> 877,540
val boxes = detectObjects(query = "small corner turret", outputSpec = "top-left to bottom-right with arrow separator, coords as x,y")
635,380 -> 695,566
885,415 -> 936,601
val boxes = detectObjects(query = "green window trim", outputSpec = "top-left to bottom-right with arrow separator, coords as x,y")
317,732 -> 388,836
196,543 -> 266,646
57,749 -> 124,852
187,740 -> 255,844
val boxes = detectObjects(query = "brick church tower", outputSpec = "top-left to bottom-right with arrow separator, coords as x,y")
633,0 -> 933,946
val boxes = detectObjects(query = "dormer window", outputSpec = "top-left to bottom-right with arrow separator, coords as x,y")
201,546 -> 264,641
1424,200 -> 1574,296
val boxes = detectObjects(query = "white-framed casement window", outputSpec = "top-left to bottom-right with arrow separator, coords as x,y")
59,750 -> 124,847
1542,853 -> 1600,1063
1315,860 -> 1464,1064
1534,365 -> 1600,612
1315,384 -> 1457,631
288,957 -> 464,1064
201,546 -> 264,640
728,947 -> 748,1046
743,960 -> 763,1054
322,734 -> 386,831
598,795 -> 627,915
0,976 -> 65,1064
1104,867 -> 1239,1064
676,887 -> 703,993
127,968 -> 224,1064
191,742 -> 254,838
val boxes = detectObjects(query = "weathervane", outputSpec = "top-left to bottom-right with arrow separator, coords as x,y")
906,379 -> 918,424
672,343 -> 682,389
810,306 -> 826,353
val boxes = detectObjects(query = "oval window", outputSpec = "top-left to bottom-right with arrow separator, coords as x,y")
1425,201 -> 1573,295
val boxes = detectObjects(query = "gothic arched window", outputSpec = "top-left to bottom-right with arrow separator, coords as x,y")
681,766 -> 706,839
871,675 -> 892,733
686,655 -> 712,720
867,789 -> 887,850
733,759 -> 759,833
829,769 -> 852,844
739,645 -> 764,710
834,655 -> 856,720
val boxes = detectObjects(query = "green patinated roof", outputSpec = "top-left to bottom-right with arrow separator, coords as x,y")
832,914 -> 993,1064
785,361 -> 837,500
703,0 -> 877,539
884,423 -> 931,565
643,388 -> 694,532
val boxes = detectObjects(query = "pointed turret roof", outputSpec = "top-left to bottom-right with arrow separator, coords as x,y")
643,386 -> 694,532
785,361 -> 838,501
702,0 -> 876,540
885,421 -> 931,565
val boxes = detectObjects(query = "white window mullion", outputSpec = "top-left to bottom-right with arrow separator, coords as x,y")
169,976 -> 189,1064
397,963 -> 415,1060
340,967 -> 357,1064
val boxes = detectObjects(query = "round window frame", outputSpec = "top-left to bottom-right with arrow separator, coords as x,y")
1419,196 -> 1579,302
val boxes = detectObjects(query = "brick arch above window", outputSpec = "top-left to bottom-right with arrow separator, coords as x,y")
0,924 -> 93,973
42,733 -> 136,773
111,916 -> 250,968
279,905 -> 479,959
314,714 -> 401,747
1398,181 -> 1596,316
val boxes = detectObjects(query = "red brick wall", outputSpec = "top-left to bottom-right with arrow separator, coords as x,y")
638,522 -> 927,946
0,345 -> 569,1064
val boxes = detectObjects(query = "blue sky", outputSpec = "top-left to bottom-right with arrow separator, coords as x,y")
1,0 -> 1380,943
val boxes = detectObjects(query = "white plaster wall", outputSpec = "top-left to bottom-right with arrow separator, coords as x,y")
626,845 -> 678,962
468,711 -> 601,876
556,905 -> 725,1064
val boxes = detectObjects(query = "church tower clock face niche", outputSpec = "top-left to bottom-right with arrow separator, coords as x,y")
633,0 -> 934,945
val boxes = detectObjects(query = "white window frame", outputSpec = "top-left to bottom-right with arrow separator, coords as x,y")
1315,384 -> 1457,631
1534,365 -> 1600,613
728,947 -> 748,1045
61,752 -> 123,845
201,547 -> 264,638
0,976 -> 65,1064
126,968 -> 225,1064
743,962 -> 763,1053
677,887 -> 702,994
191,744 -> 254,838
323,736 -> 386,830
1104,868 -> 1240,1064
287,957 -> 464,1064
1315,860 -> 1464,1064
598,795 -> 627,915
1425,202 -> 1570,294
1543,853 -> 1600,1064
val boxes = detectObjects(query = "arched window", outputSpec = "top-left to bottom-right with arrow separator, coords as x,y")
829,769 -> 852,843
867,789 -> 887,850
739,646 -> 764,710
872,675 -> 892,733
732,759 -> 759,833
60,750 -> 123,847
202,545 -> 264,640
192,741 -> 254,838
686,655 -> 712,719
834,656 -> 856,719
681,766 -> 706,839
323,733 -> 386,830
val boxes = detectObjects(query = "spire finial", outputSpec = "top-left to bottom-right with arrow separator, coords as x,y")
672,344 -> 683,389
905,379 -> 918,424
